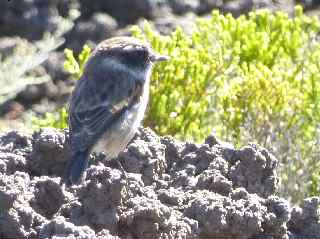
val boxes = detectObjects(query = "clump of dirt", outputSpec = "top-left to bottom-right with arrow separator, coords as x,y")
0,127 -> 319,239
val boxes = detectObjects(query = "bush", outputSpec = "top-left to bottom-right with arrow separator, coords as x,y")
33,6 -> 320,202
32,108 -> 68,130
63,44 -> 91,79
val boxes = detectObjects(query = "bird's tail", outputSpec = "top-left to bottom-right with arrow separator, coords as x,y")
65,150 -> 89,186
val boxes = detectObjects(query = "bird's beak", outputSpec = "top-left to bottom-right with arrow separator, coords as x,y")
149,53 -> 170,62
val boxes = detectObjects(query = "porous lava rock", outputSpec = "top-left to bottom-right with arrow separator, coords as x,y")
0,127 -> 319,239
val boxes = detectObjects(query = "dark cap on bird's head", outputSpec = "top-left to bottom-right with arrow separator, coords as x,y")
90,36 -> 169,67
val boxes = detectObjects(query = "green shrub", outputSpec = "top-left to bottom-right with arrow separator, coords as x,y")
63,44 -> 91,79
32,108 -> 68,130
132,7 -> 320,143
33,6 -> 320,202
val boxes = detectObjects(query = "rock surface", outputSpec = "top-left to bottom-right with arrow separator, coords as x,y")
0,127 -> 319,238
0,0 -> 301,45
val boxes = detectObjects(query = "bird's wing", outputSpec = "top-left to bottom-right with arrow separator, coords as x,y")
68,71 -> 142,153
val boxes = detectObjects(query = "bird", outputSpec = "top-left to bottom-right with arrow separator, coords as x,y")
65,36 -> 168,185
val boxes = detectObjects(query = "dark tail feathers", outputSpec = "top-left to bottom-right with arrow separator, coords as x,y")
65,150 -> 89,186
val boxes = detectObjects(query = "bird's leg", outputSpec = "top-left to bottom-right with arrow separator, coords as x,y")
93,152 -> 126,178
114,158 -> 132,201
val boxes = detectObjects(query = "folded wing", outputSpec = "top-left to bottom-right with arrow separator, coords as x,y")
68,70 -> 141,153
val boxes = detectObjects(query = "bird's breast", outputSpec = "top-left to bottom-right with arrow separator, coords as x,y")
91,74 -> 150,159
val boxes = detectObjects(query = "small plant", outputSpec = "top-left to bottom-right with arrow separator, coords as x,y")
63,44 -> 91,79
32,108 -> 68,130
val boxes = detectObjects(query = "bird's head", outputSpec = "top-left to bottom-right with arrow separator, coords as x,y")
84,37 -> 169,82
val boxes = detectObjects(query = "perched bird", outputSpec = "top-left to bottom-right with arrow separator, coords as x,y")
66,37 -> 168,185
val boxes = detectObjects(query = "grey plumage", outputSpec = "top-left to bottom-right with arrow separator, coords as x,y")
66,37 -> 168,185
